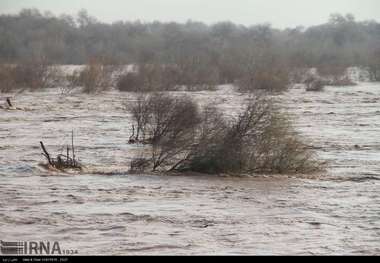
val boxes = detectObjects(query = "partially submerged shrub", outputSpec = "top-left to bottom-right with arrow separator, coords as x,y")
235,48 -> 291,93
64,68 -> 84,94
14,63 -> 46,90
329,76 -> 357,86
117,64 -> 179,92
246,107 -> 318,174
289,68 -> 310,84
128,93 -> 202,171
367,45 -> 380,82
75,61 -> 114,93
237,67 -> 290,93
0,65 -> 17,92
127,94 -> 153,141
117,72 -> 144,92
128,94 -> 320,175
176,59 -> 219,90
317,65 -> 357,86
177,105 -> 229,174
117,63 -> 218,92
0,61 -> 61,92
368,63 -> 380,82
43,66 -> 63,89
368,67 -> 380,82
179,96 -> 319,174
304,76 -> 326,92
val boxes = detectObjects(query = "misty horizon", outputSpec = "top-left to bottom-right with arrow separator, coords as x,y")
0,0 -> 379,28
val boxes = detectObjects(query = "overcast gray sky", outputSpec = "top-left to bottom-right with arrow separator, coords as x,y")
0,0 -> 379,28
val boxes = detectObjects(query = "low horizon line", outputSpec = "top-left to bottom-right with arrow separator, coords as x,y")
1,7 -> 379,29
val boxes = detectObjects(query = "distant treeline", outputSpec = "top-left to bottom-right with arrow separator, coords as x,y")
0,9 -> 379,88
0,9 -> 379,65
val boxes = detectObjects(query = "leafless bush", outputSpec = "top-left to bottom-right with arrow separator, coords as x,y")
237,67 -> 290,93
176,105 -> 229,173
329,77 -> 357,86
150,96 -> 201,171
44,66 -> 63,89
117,72 -> 144,92
15,63 -> 46,90
368,67 -> 380,82
235,48 -> 291,93
63,69 -> 83,94
304,76 -> 326,92
176,59 -> 219,90
117,63 -> 219,92
0,65 -> 17,93
117,65 -> 158,92
317,65 -> 357,86
127,94 -> 151,142
128,93 -> 201,171
366,45 -> 380,82
117,64 -> 179,92
76,60 -> 114,93
0,61 -> 62,92
289,68 -> 310,84
178,96 -> 320,174
246,107 -> 319,174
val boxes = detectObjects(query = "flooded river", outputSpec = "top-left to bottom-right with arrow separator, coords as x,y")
0,83 -> 379,255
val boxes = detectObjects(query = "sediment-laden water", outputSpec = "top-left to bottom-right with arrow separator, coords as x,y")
0,83 -> 379,255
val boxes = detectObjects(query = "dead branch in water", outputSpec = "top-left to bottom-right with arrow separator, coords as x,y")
40,132 -> 82,170
40,141 -> 52,165
6,98 -> 13,107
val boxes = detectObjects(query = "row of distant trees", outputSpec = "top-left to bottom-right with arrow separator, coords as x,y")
0,9 -> 379,76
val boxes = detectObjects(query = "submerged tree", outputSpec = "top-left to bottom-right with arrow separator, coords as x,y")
128,93 -> 202,171
179,96 -> 320,174
128,94 -> 321,175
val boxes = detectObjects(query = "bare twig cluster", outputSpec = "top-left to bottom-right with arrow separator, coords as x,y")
40,131 -> 82,170
127,93 -> 201,171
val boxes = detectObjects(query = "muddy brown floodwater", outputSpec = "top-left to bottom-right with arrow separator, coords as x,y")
0,83 -> 379,255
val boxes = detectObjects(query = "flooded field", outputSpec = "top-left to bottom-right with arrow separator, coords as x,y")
0,83 -> 379,255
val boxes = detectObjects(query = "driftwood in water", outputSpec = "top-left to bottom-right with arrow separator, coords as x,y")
40,132 -> 82,170
0,97 -> 14,109
6,98 -> 12,107
40,141 -> 52,165
0,97 -> 26,111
